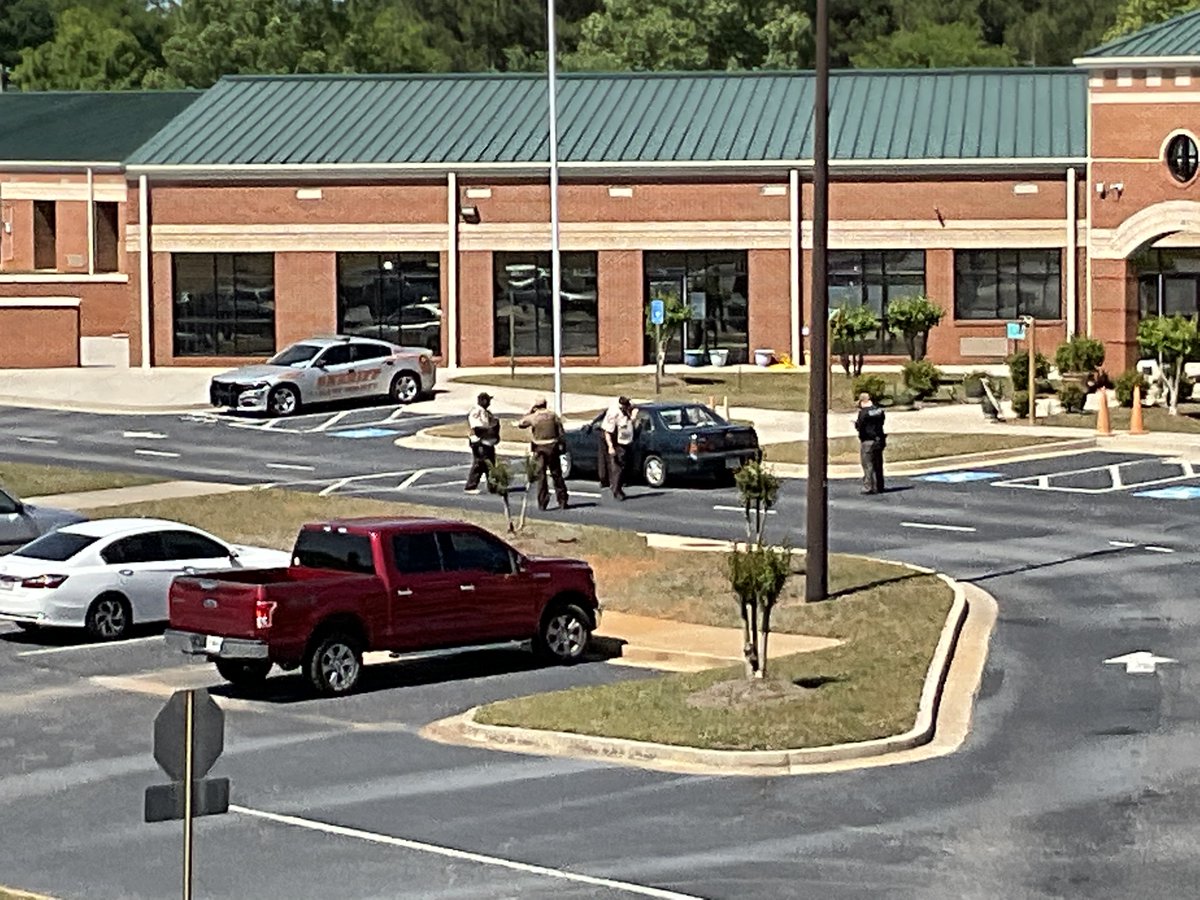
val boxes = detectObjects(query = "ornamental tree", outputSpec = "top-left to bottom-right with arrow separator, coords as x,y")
1138,315 -> 1200,415
831,305 -> 881,377
885,294 -> 945,361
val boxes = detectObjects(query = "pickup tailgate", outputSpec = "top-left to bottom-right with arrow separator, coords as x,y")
169,568 -> 293,639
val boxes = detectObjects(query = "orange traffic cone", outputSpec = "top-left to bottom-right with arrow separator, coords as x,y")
1129,384 -> 1148,435
1096,387 -> 1113,436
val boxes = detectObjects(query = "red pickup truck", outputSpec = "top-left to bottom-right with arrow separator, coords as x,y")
164,517 -> 600,696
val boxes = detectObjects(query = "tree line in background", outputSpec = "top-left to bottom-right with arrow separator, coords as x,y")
1,0 -> 1198,91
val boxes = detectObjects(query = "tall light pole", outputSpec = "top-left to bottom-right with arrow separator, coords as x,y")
547,0 -> 564,415
805,0 -> 830,603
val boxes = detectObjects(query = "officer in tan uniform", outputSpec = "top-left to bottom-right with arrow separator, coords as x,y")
518,398 -> 569,510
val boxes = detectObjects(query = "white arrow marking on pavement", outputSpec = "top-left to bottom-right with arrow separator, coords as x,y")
123,431 -> 167,440
1104,651 -> 1178,674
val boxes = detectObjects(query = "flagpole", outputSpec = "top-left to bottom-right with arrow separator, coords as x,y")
547,0 -> 563,415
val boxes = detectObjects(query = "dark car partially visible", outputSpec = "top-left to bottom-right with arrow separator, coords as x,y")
559,402 -> 759,488
0,486 -> 86,555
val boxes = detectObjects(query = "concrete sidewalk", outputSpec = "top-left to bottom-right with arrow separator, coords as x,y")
28,480 -> 255,511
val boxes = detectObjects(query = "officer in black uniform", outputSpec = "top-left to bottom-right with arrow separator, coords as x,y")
854,391 -> 887,495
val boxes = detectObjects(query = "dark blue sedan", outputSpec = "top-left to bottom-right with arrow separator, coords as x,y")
559,402 -> 760,487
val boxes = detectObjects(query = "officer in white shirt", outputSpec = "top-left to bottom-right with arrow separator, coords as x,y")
465,392 -> 500,492
599,395 -> 637,500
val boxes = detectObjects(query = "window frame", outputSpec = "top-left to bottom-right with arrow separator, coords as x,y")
827,250 -> 927,355
436,530 -> 516,576
159,530 -> 230,561
953,249 -> 1063,321
494,251 -> 599,358
1166,133 -> 1200,184
335,252 -> 442,353
171,252 -> 276,357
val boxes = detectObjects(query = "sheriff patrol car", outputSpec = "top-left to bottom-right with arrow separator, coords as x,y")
209,336 -> 437,417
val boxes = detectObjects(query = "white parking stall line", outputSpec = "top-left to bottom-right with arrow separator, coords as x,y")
398,471 -> 424,490
230,805 -> 705,900
713,505 -> 776,515
1145,546 -> 1175,554
122,431 -> 167,440
994,459 -> 1200,495
315,466 -> 464,497
412,479 -> 470,491
134,449 -> 181,458
17,635 -> 164,657
900,521 -> 977,533
266,463 -> 316,472
16,436 -> 58,445
310,410 -> 354,433
1108,540 -> 1138,548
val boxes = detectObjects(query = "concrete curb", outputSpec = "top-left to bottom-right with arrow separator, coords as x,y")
399,429 -> 1099,479
422,571 -> 976,776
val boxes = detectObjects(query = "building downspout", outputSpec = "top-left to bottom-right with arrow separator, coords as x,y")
789,168 -> 801,363
1066,167 -> 1077,336
86,167 -> 95,275
446,171 -> 459,371
1085,93 -> 1094,336
138,174 -> 151,369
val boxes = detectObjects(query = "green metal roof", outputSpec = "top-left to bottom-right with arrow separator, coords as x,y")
0,91 -> 200,164
1084,10 -> 1200,60
126,69 -> 1086,170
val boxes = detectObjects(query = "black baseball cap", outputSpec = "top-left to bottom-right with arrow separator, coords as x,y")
477,392 -> 493,403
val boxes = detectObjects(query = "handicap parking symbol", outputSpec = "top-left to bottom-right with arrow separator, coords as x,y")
916,471 -> 1002,484
329,427 -> 399,439
1133,485 -> 1200,500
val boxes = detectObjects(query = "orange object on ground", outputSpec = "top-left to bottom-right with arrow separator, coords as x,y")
1130,384 -> 1148,435
1096,387 -> 1113,436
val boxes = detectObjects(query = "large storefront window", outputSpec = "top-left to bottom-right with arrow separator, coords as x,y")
337,253 -> 441,353
1135,249 -> 1200,319
829,250 -> 925,354
172,254 -> 275,357
955,250 -> 1062,320
643,251 -> 748,364
493,252 -> 598,357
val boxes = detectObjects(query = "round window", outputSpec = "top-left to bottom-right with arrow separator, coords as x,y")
1166,133 -> 1199,183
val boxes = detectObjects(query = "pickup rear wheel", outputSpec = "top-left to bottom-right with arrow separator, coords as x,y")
534,603 -> 591,664
304,631 -> 364,695
215,659 -> 272,689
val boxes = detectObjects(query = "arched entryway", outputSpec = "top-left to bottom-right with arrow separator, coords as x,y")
1090,201 -> 1200,369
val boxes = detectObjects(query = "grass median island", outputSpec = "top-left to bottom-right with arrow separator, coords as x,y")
425,411 -> 604,443
454,371 -> 861,412
0,462 -> 162,498
93,486 -> 954,752
762,432 -> 1072,467
1042,403 -> 1200,434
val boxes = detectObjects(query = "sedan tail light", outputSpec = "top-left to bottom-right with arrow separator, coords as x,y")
255,600 -> 278,629
21,574 -> 68,589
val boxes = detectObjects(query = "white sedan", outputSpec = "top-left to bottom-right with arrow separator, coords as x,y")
0,519 -> 290,640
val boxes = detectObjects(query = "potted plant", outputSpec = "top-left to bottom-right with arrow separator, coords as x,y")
1054,335 -> 1106,392
708,348 -> 730,366
754,348 -> 775,367
684,348 -> 707,367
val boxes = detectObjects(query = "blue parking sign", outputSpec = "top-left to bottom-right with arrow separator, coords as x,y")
650,299 -> 665,325
1006,321 -> 1026,340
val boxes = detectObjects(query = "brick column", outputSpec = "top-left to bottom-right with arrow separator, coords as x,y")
458,250 -> 493,365
598,250 -> 643,366
275,252 -> 336,349
1090,257 -> 1139,371
923,249 -> 957,361
748,249 -> 791,363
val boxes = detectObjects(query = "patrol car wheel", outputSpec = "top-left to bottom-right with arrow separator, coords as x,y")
268,385 -> 300,417
390,372 -> 420,404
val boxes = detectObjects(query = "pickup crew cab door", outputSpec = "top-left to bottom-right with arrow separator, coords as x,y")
0,489 -> 39,554
386,530 -> 458,651
431,529 -> 533,645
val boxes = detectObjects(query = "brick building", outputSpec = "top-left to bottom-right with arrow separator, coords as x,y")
2,11 -> 1199,372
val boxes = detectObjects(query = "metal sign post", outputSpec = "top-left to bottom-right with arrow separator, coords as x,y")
147,689 -> 230,900
1023,315 -> 1036,425
650,298 -> 665,394
547,0 -> 563,415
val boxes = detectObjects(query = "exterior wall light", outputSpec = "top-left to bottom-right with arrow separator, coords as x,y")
459,205 -> 481,224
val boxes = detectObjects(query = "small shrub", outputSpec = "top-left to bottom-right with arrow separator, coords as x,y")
1008,351 -> 1052,393
1054,335 -> 1106,375
963,371 -> 989,399
1114,369 -> 1147,408
1011,390 -> 1030,418
891,388 -> 919,408
902,359 -> 942,399
852,373 -> 888,403
1057,383 -> 1086,414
